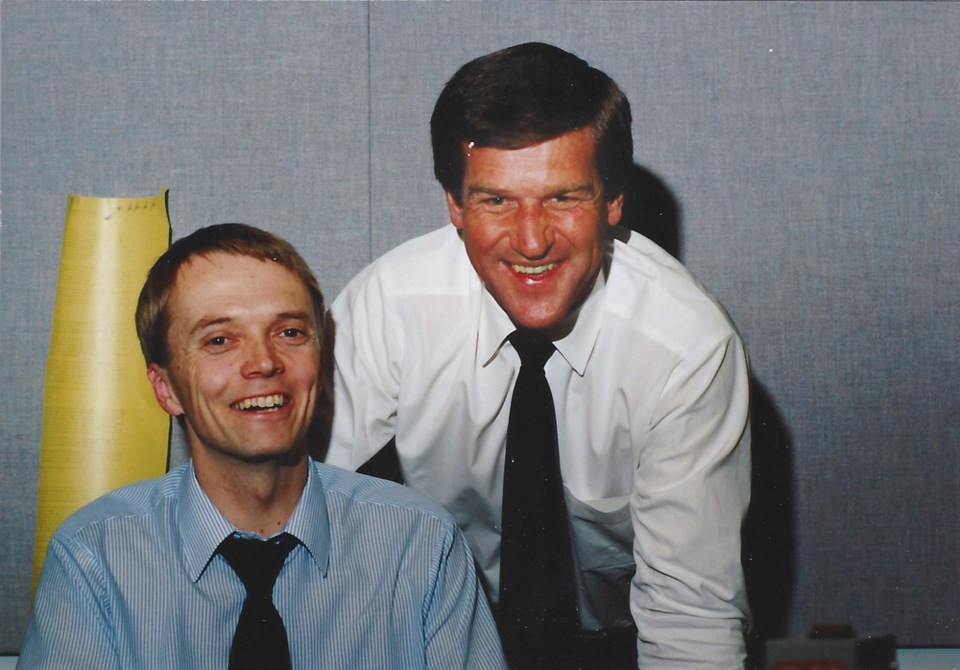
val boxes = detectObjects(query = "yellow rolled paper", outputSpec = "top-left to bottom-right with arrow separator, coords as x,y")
33,190 -> 171,591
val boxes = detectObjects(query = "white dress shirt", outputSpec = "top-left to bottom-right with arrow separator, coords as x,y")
327,224 -> 751,668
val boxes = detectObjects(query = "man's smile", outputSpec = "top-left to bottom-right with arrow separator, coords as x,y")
510,262 -> 558,277
230,394 -> 288,412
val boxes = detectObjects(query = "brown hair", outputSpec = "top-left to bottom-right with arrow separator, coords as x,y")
431,42 -> 633,203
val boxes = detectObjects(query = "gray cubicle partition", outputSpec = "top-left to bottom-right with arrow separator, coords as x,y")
2,0 -> 958,656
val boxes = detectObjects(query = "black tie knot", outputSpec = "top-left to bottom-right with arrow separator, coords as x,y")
509,329 -> 555,370
219,533 -> 299,597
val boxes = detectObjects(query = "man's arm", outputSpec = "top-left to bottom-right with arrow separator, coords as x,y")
18,539 -> 117,669
356,436 -> 405,484
422,524 -> 506,670
631,333 -> 752,669
324,282 -> 402,470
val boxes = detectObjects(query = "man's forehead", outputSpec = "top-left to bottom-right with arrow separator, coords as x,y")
459,126 -> 598,153
172,252 -> 301,288
176,250 -> 251,276
167,253 -> 315,323
461,133 -> 600,187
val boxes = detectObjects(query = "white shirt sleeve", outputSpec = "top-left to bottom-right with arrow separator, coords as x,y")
325,273 -> 403,470
630,332 -> 751,669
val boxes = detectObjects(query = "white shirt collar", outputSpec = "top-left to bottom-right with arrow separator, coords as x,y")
553,265 -> 605,377
475,247 -> 609,377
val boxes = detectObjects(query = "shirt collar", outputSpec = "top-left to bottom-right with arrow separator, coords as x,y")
476,242 -> 609,377
178,461 -> 236,583
552,265 -> 605,377
478,286 -> 518,367
282,459 -> 331,576
177,458 -> 331,583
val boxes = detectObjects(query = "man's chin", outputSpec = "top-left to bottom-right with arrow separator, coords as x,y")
235,443 -> 308,466
504,301 -> 579,336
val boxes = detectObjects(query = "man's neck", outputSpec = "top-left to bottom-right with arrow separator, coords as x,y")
192,450 -> 309,537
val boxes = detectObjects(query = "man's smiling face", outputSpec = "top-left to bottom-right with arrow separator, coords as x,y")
147,252 -> 321,464
445,126 -> 623,332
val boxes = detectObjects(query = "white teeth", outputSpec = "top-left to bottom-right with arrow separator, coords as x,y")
512,263 -> 556,275
232,394 -> 285,411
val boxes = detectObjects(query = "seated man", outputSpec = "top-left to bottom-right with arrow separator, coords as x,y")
19,223 -> 505,669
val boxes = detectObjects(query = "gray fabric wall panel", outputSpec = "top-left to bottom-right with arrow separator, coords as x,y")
368,1 -> 960,645
2,0 -> 958,655
0,1 -> 371,651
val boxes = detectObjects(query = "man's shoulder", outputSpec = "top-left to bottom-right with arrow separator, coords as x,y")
607,228 -> 740,344
52,465 -> 186,545
381,225 -> 462,261
312,461 -> 457,531
609,227 -> 704,291
333,226 -> 472,304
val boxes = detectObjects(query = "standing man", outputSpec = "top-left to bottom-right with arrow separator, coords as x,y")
327,43 -> 751,669
20,224 -> 505,669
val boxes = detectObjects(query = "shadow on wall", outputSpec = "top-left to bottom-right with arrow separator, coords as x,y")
619,162 -> 682,260
621,165 -> 797,669
743,380 -> 796,669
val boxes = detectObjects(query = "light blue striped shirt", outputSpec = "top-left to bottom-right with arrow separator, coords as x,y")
19,459 -> 506,669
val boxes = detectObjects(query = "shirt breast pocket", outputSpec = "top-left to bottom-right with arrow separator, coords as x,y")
565,492 -> 635,631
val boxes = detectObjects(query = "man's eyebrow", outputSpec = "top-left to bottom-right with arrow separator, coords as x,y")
552,182 -> 598,195
464,184 -> 503,197
188,316 -> 232,338
186,312 -> 313,337
464,182 -> 597,198
277,311 -> 314,324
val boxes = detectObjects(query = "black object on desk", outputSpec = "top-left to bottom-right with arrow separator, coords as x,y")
766,624 -> 897,670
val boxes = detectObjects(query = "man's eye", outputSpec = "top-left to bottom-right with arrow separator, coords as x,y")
279,327 -> 312,342
201,335 -> 232,352
474,194 -> 512,208
550,194 -> 579,209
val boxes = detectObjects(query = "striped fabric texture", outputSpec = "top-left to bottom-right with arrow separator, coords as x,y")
19,460 -> 506,669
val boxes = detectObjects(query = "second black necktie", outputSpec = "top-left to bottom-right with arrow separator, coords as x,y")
219,532 -> 299,670
498,329 -> 580,669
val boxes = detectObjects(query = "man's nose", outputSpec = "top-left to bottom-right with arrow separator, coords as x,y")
513,202 -> 553,257
241,338 -> 283,377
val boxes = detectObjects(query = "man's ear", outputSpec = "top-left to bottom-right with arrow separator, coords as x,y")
444,191 -> 465,229
606,192 -> 624,226
147,363 -> 184,417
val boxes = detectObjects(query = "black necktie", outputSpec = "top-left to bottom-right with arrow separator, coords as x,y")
218,533 -> 299,670
498,330 -> 580,668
